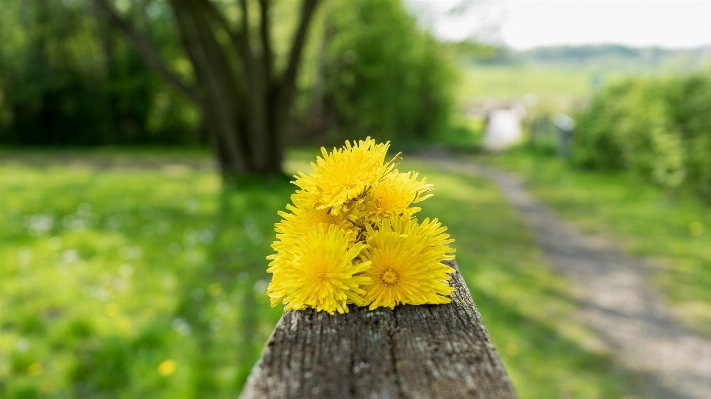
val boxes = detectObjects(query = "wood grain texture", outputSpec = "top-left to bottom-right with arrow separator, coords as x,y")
240,260 -> 517,399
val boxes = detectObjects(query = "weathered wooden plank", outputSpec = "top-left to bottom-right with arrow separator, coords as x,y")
240,260 -> 517,399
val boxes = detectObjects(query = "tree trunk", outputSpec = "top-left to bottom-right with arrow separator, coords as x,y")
95,0 -> 320,179
239,259 -> 518,399
171,0 -> 313,178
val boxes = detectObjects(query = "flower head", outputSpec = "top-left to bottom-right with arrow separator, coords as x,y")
272,192 -> 356,252
292,137 -> 397,216
362,171 -> 433,223
266,138 -> 456,314
268,224 -> 371,315
361,215 -> 455,310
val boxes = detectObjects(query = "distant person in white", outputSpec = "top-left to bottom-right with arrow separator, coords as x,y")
483,101 -> 526,151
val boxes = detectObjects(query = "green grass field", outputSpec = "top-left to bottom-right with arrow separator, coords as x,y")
456,63 -> 674,114
458,64 -> 591,102
1,151 -> 290,398
486,151 -> 711,337
2,150 -> 643,398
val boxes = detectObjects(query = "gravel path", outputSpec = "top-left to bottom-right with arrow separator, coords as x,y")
420,156 -> 711,399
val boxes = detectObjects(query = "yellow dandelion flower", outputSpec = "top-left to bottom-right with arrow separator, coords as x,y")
265,253 -> 292,307
104,303 -> 119,317
266,138 -> 457,315
399,215 -> 456,262
158,359 -> 176,376
273,193 -> 356,251
27,362 -> 43,376
266,194 -> 358,307
270,225 -> 372,315
362,171 -> 433,223
292,137 -> 397,216
361,216 -> 456,310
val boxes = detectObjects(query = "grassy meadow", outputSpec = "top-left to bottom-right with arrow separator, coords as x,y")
0,149 -> 645,398
1,150 -> 289,398
457,64 -> 594,107
486,151 -> 711,337
456,61 -> 704,114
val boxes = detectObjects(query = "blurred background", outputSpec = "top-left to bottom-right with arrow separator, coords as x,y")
1,0 -> 710,398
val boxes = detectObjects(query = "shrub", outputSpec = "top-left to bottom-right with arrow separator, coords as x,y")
573,74 -> 711,200
319,0 -> 455,142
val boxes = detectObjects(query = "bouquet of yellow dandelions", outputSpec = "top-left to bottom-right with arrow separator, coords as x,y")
266,138 -> 456,315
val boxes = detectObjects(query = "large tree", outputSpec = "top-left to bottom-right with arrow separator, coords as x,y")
95,0 -> 321,177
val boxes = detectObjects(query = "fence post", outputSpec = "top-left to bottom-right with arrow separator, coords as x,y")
239,260 -> 518,399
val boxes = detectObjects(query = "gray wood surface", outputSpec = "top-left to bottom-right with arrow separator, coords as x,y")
240,260 -> 517,399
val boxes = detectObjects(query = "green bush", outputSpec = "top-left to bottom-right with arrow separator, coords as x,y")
666,76 -> 711,200
0,0 -> 202,146
320,0 -> 455,142
573,74 -> 711,200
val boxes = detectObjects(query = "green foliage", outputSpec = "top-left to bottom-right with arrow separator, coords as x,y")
0,0 -> 200,146
320,0 -> 455,142
0,0 -> 456,148
70,337 -> 132,395
573,74 -> 711,199
665,75 -> 711,200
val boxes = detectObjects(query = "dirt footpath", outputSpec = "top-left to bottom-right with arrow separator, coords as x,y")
421,156 -> 711,399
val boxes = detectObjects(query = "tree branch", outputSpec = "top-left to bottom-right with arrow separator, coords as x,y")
278,0 -> 321,101
170,0 -> 248,171
258,0 -> 273,83
93,0 -> 199,102
197,0 -> 251,65
237,0 -> 257,74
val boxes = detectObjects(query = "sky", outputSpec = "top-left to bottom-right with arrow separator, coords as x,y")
409,0 -> 711,49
